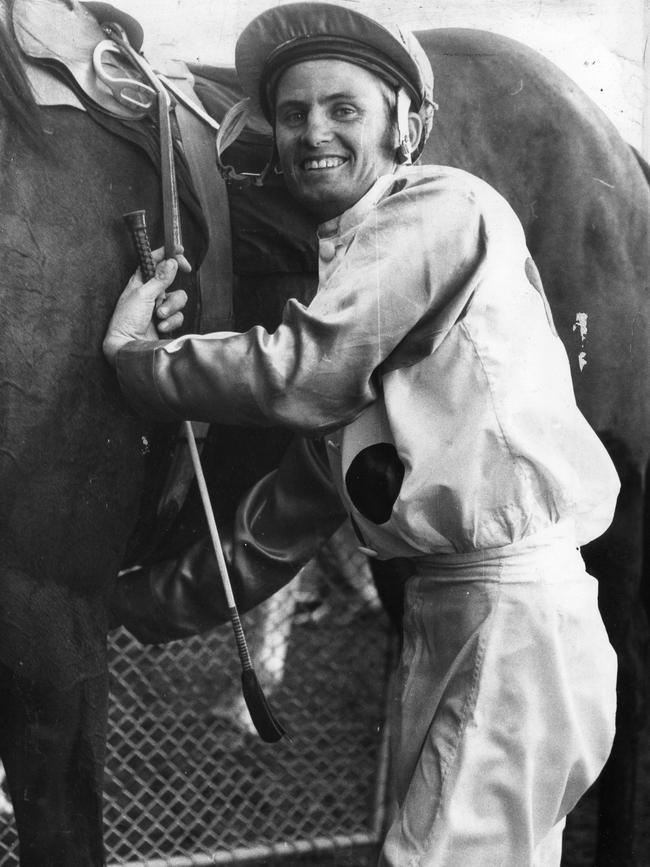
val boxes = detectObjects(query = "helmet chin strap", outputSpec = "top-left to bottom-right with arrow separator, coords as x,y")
396,87 -> 414,165
215,98 -> 278,185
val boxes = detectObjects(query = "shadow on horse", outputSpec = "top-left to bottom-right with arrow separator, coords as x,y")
0,0 -> 648,863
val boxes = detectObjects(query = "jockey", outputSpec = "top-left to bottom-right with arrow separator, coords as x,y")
104,3 -> 619,865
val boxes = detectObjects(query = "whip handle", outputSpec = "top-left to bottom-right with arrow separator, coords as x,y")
123,210 -> 156,280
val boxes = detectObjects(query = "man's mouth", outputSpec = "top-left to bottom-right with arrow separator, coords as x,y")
302,157 -> 347,171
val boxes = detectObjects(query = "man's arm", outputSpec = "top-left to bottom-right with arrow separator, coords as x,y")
111,435 -> 347,644
112,180 -> 484,434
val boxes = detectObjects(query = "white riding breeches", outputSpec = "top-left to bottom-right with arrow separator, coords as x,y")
379,525 -> 617,867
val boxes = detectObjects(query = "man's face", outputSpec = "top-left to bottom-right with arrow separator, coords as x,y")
274,59 -> 397,222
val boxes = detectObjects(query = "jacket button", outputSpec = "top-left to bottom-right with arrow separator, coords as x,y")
320,239 -> 337,262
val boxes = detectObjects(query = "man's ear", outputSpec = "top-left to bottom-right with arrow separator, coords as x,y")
408,111 -> 423,154
394,90 -> 424,164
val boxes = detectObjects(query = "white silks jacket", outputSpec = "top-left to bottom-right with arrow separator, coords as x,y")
117,165 -> 620,559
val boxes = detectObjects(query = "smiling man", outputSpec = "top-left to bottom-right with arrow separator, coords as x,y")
273,59 -> 404,219
104,3 -> 620,865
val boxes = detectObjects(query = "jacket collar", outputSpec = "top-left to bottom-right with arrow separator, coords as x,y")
317,168 -> 404,239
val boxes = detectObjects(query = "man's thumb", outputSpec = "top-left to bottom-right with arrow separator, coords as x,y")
143,259 -> 178,297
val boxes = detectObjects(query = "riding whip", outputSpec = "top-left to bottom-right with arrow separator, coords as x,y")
118,48 -> 287,744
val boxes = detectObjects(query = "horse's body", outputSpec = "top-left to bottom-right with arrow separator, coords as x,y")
0,2 -> 648,863
0,26 -> 204,867
0,4 -> 288,861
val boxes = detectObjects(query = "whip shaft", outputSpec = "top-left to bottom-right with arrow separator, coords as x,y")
122,208 -> 285,742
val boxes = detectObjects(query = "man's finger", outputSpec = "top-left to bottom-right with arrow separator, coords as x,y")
176,254 -> 192,274
157,289 -> 188,319
158,312 -> 184,333
151,247 -> 191,274
139,259 -> 178,301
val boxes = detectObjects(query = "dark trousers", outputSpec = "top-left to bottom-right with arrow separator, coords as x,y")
0,663 -> 108,866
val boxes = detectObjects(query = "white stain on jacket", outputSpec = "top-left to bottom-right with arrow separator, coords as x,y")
573,312 -> 588,371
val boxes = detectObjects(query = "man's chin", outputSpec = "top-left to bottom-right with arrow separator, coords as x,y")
286,182 -> 349,221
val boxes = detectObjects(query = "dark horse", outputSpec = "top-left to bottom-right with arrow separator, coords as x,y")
0,1 -> 294,863
0,0 -> 648,864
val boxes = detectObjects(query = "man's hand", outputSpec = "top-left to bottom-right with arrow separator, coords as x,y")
103,250 -> 189,368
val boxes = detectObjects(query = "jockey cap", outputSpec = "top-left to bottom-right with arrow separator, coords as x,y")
235,2 -> 436,163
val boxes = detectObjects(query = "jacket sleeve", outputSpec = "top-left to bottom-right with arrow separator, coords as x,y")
115,181 -> 484,435
110,435 -> 347,644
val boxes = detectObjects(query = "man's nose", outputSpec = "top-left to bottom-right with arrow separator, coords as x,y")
302,109 -> 333,147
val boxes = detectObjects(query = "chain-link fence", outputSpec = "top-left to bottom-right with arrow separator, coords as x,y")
1,524 -> 649,865
0,526 -> 395,866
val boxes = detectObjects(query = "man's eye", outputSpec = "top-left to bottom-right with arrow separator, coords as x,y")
282,110 -> 305,125
333,105 -> 357,119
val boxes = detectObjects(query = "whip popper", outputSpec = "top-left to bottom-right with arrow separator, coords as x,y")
102,23 -> 285,744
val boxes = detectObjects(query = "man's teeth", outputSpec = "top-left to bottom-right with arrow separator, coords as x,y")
303,157 -> 345,170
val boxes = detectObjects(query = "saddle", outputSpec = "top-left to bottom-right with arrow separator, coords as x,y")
13,0 -> 148,118
12,0 -> 234,535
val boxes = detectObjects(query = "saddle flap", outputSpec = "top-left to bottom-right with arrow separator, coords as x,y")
12,0 -> 148,119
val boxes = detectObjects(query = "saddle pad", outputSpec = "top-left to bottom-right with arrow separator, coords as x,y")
22,56 -> 86,111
